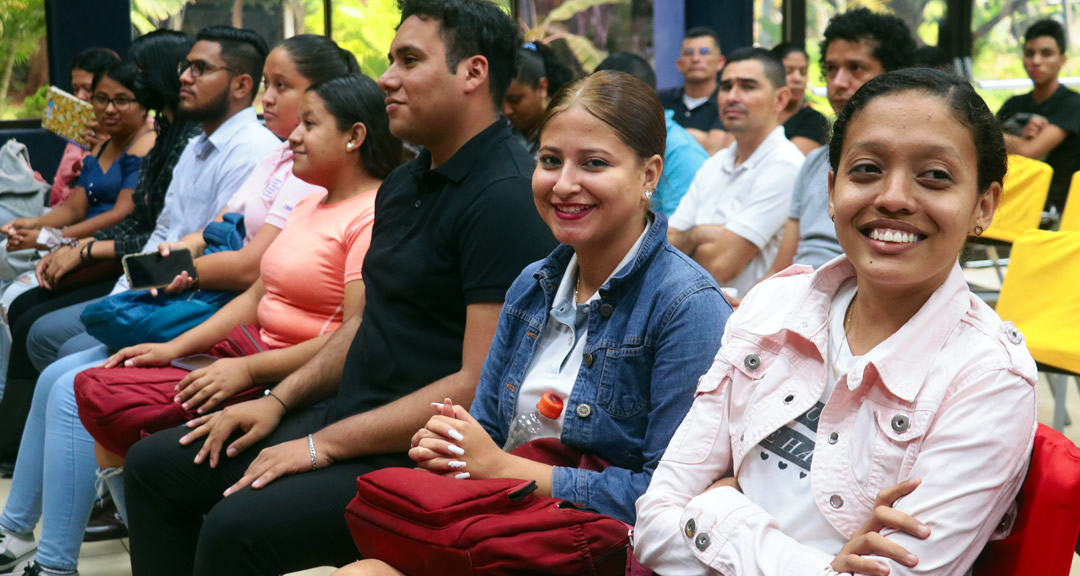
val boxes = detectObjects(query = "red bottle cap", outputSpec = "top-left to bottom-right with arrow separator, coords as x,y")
536,393 -> 564,419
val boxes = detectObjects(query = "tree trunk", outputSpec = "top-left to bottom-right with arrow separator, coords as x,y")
16,36 -> 47,99
232,0 -> 243,28
0,38 -> 19,105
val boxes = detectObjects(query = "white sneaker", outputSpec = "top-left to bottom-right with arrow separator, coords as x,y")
0,530 -> 36,573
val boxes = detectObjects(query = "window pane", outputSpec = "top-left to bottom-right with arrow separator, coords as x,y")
132,1 -> 324,42
1,0 -> 49,120
517,0 -> 654,73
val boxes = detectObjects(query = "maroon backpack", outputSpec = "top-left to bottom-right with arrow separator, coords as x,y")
345,461 -> 631,575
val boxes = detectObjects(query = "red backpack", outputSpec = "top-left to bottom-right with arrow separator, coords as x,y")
345,445 -> 631,575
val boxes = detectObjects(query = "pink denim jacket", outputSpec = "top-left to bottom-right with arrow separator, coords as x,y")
634,257 -> 1037,576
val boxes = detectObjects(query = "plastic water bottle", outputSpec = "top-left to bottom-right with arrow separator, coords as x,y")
502,392 -> 565,453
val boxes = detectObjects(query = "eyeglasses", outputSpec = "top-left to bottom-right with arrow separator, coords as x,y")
178,59 -> 238,79
681,47 -> 715,57
91,94 -> 136,111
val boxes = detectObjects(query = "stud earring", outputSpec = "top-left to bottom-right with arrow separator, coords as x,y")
974,225 -> 984,236
644,188 -> 654,200
346,142 -> 354,150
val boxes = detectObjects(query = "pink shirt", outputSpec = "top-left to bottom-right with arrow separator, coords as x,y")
255,189 -> 376,348
634,257 -> 1037,576
225,141 -> 323,242
49,143 -> 87,207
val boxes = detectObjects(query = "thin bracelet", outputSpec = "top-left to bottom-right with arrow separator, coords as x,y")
307,434 -> 318,471
85,240 -> 96,262
263,389 -> 287,412
79,243 -> 90,262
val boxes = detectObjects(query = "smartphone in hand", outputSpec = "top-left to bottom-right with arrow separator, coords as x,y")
122,248 -> 197,291
170,354 -> 218,372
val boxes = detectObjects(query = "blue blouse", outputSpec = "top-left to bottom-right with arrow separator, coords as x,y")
75,149 -> 143,218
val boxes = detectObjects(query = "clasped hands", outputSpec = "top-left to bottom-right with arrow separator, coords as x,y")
409,398 -> 508,481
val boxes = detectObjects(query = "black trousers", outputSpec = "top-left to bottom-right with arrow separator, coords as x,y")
0,279 -> 114,458
125,405 -> 413,576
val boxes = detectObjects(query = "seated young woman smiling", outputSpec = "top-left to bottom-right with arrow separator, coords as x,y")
633,67 -> 1037,576
333,70 -> 732,576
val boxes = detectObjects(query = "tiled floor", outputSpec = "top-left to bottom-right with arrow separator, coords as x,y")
0,266 -> 1076,575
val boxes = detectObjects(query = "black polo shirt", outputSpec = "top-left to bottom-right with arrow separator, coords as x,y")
658,85 -> 727,133
329,121 -> 557,421
783,105 -> 829,146
998,84 -> 1080,212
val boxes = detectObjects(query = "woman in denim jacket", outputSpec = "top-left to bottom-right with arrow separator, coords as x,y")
334,71 -> 730,576
634,69 -> 1038,576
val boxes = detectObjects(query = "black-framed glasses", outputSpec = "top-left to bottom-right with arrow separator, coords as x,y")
178,59 -> 238,79
681,47 -> 715,57
91,94 -> 136,111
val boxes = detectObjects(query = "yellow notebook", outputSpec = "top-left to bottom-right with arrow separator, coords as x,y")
42,86 -> 95,150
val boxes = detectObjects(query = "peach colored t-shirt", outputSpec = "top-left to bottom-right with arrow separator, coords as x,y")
256,188 -> 376,348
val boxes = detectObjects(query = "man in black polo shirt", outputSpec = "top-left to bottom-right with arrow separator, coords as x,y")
658,27 -> 732,155
998,19 -> 1080,214
123,1 -> 556,574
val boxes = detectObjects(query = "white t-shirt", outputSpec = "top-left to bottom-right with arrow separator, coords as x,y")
513,221 -> 652,430
737,278 -> 857,554
683,93 -> 710,110
668,126 -> 804,295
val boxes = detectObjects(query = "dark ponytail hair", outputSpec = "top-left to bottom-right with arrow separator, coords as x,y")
516,41 -> 572,97
308,73 -> 403,180
129,30 -> 194,115
281,34 -> 360,85
829,67 -> 1007,194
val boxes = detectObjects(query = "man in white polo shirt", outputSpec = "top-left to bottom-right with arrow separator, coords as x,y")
668,47 -> 804,297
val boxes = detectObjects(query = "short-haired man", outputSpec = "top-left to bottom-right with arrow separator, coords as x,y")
595,51 -> 708,216
998,19 -> 1080,214
124,2 -> 556,575
765,9 -> 915,279
668,47 -> 804,296
658,27 -> 732,155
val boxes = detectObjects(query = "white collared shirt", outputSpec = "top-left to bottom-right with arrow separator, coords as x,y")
513,220 -> 652,428
112,107 -> 280,293
669,125 -> 805,295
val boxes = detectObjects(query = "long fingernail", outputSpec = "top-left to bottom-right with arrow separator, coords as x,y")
448,460 -> 466,468
227,447 -> 236,457
431,402 -> 443,408
447,428 -> 464,441
454,472 -> 470,479
223,488 -> 233,497
447,444 -> 465,455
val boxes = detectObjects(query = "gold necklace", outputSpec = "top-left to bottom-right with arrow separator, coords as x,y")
574,273 -> 581,304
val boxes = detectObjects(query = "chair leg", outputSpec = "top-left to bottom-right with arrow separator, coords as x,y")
985,245 -> 1005,284
1049,373 -> 1070,431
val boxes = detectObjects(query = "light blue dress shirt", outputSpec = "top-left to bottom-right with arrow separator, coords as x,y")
112,107 -> 280,292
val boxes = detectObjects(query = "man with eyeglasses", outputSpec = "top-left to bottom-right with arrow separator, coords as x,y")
658,27 -> 732,155
7,26 -> 281,400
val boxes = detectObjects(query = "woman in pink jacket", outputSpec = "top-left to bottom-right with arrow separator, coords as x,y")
634,67 -> 1037,576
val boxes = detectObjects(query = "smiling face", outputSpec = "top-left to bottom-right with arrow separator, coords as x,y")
828,90 -> 999,297
261,45 -> 310,139
378,15 -> 466,146
502,78 -> 548,134
532,104 -> 660,256
91,76 -> 145,137
288,90 -> 356,188
824,39 -> 885,114
782,51 -> 809,97
1023,35 -> 1066,87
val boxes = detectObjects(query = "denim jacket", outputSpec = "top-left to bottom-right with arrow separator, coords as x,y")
470,213 -> 732,524
634,257 -> 1037,575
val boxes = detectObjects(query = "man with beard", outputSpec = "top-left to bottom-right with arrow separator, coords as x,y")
668,47 -> 804,297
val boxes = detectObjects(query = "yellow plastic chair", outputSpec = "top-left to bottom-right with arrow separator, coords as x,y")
971,155 -> 1053,283
1058,171 -> 1080,232
996,229 -> 1080,431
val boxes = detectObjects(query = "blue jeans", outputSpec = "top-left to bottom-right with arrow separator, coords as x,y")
27,299 -> 101,374
0,344 -> 110,571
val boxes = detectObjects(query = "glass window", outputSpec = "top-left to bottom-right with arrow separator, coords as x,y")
1,0 -> 49,120
517,0 -> 654,74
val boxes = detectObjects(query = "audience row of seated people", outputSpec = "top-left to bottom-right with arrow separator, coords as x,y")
0,0 -> 1045,574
